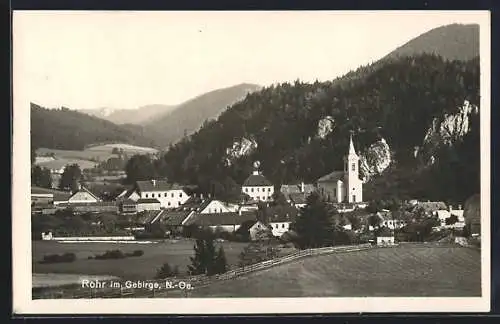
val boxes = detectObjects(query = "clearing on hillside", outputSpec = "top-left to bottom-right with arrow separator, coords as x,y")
191,244 -> 481,297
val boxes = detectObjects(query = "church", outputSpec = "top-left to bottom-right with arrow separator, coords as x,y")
316,134 -> 363,203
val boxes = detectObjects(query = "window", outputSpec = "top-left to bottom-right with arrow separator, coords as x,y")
245,188 -> 248,192
168,202 -> 171,206
282,224 -> 285,228
179,193 -> 182,197
171,193 -> 174,198
152,193 -> 155,198
352,163 -> 356,171
275,224 -> 279,229
352,195 -> 356,202
145,194 -> 148,198
251,188 -> 254,192
268,188 -> 271,192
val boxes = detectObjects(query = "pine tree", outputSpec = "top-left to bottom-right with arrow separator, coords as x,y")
187,239 -> 206,275
204,237 -> 217,276
214,246 -> 228,275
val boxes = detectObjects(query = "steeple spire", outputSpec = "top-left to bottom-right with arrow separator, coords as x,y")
349,133 -> 356,155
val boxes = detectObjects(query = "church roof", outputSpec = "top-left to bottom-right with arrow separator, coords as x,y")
349,134 -> 357,155
316,171 -> 345,183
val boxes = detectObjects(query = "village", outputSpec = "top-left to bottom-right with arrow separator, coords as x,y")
31,135 -> 480,247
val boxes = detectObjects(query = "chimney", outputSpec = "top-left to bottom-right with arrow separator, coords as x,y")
448,204 -> 453,212
151,179 -> 156,187
200,193 -> 204,200
458,204 -> 462,210
301,182 -> 305,193
252,170 -> 259,176
208,193 -> 211,199
238,207 -> 242,216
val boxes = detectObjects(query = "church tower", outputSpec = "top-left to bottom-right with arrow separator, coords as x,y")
343,134 -> 363,203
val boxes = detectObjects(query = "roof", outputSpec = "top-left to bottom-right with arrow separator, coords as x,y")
136,180 -> 185,192
288,193 -> 308,205
413,201 -> 447,213
185,211 -> 257,227
70,186 -> 101,201
243,174 -> 273,187
136,198 -> 161,204
267,204 -> 298,223
280,183 -> 315,194
158,210 -> 193,226
317,171 -> 345,183
377,227 -> 394,237
121,198 -> 137,205
135,210 -> 162,225
58,201 -> 117,208
180,197 -> 214,212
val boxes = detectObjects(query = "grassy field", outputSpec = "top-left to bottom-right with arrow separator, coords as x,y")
190,244 -> 481,297
33,240 -> 251,281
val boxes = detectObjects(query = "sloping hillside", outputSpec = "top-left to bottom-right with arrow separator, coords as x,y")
31,103 -> 158,151
383,23 -> 479,61
81,104 -> 178,125
144,83 -> 262,147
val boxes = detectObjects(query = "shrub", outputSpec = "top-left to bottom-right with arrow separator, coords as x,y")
125,250 -> 144,257
94,249 -> 126,260
39,252 -> 76,264
155,262 -> 179,279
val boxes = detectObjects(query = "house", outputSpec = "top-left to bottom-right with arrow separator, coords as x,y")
377,211 -> 407,230
288,193 -> 309,209
376,228 -> 395,246
116,187 -> 141,202
412,201 -> 447,217
31,186 -> 71,207
67,186 -> 101,204
316,134 -> 363,203
280,182 -> 315,206
265,204 -> 298,237
435,205 -> 465,229
136,198 -> 161,212
149,209 -> 196,235
180,196 -> 235,214
184,210 -> 258,234
134,180 -> 190,209
241,169 -> 274,202
248,220 -> 273,241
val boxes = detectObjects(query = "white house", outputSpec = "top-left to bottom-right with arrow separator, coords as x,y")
266,204 -> 298,237
67,186 -> 101,204
316,134 -> 363,203
181,196 -> 235,214
133,180 -> 190,209
435,205 -> 465,229
376,228 -> 395,246
241,169 -> 274,202
184,210 -> 258,234
249,220 -> 272,241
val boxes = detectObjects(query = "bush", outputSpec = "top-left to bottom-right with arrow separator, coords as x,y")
94,249 -> 126,260
125,250 -> 144,257
155,262 -> 179,279
39,253 -> 76,264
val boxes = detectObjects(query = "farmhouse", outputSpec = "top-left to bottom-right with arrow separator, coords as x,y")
435,205 -> 465,229
57,201 -> 118,214
316,134 -> 363,203
180,196 -> 237,214
242,169 -> 274,202
377,211 -> 407,230
248,220 -> 273,241
31,186 -> 71,207
184,210 -> 258,234
134,180 -> 191,209
266,204 -> 298,237
67,186 -> 101,204
119,199 -> 138,215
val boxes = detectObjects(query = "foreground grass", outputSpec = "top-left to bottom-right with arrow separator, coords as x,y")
32,240 -> 250,280
189,244 -> 481,297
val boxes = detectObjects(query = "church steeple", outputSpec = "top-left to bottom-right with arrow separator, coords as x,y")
348,133 -> 357,156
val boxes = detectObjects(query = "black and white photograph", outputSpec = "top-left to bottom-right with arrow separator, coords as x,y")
12,10 -> 490,314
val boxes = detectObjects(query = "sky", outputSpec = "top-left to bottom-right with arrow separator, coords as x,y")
13,11 -> 487,110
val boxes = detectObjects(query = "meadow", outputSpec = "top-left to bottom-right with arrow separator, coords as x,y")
190,244 -> 481,297
32,239 -> 250,281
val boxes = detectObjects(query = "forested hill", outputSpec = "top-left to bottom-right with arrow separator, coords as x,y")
153,53 -> 479,204
383,23 -> 479,62
143,83 -> 262,148
30,103 -> 159,150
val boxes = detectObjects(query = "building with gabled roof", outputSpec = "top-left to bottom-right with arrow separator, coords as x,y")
242,168 -> 274,202
120,179 -> 191,209
67,186 -> 101,204
316,134 -> 363,203
184,210 -> 258,233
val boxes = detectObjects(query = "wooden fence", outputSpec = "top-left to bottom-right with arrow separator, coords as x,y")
33,243 -> 373,299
